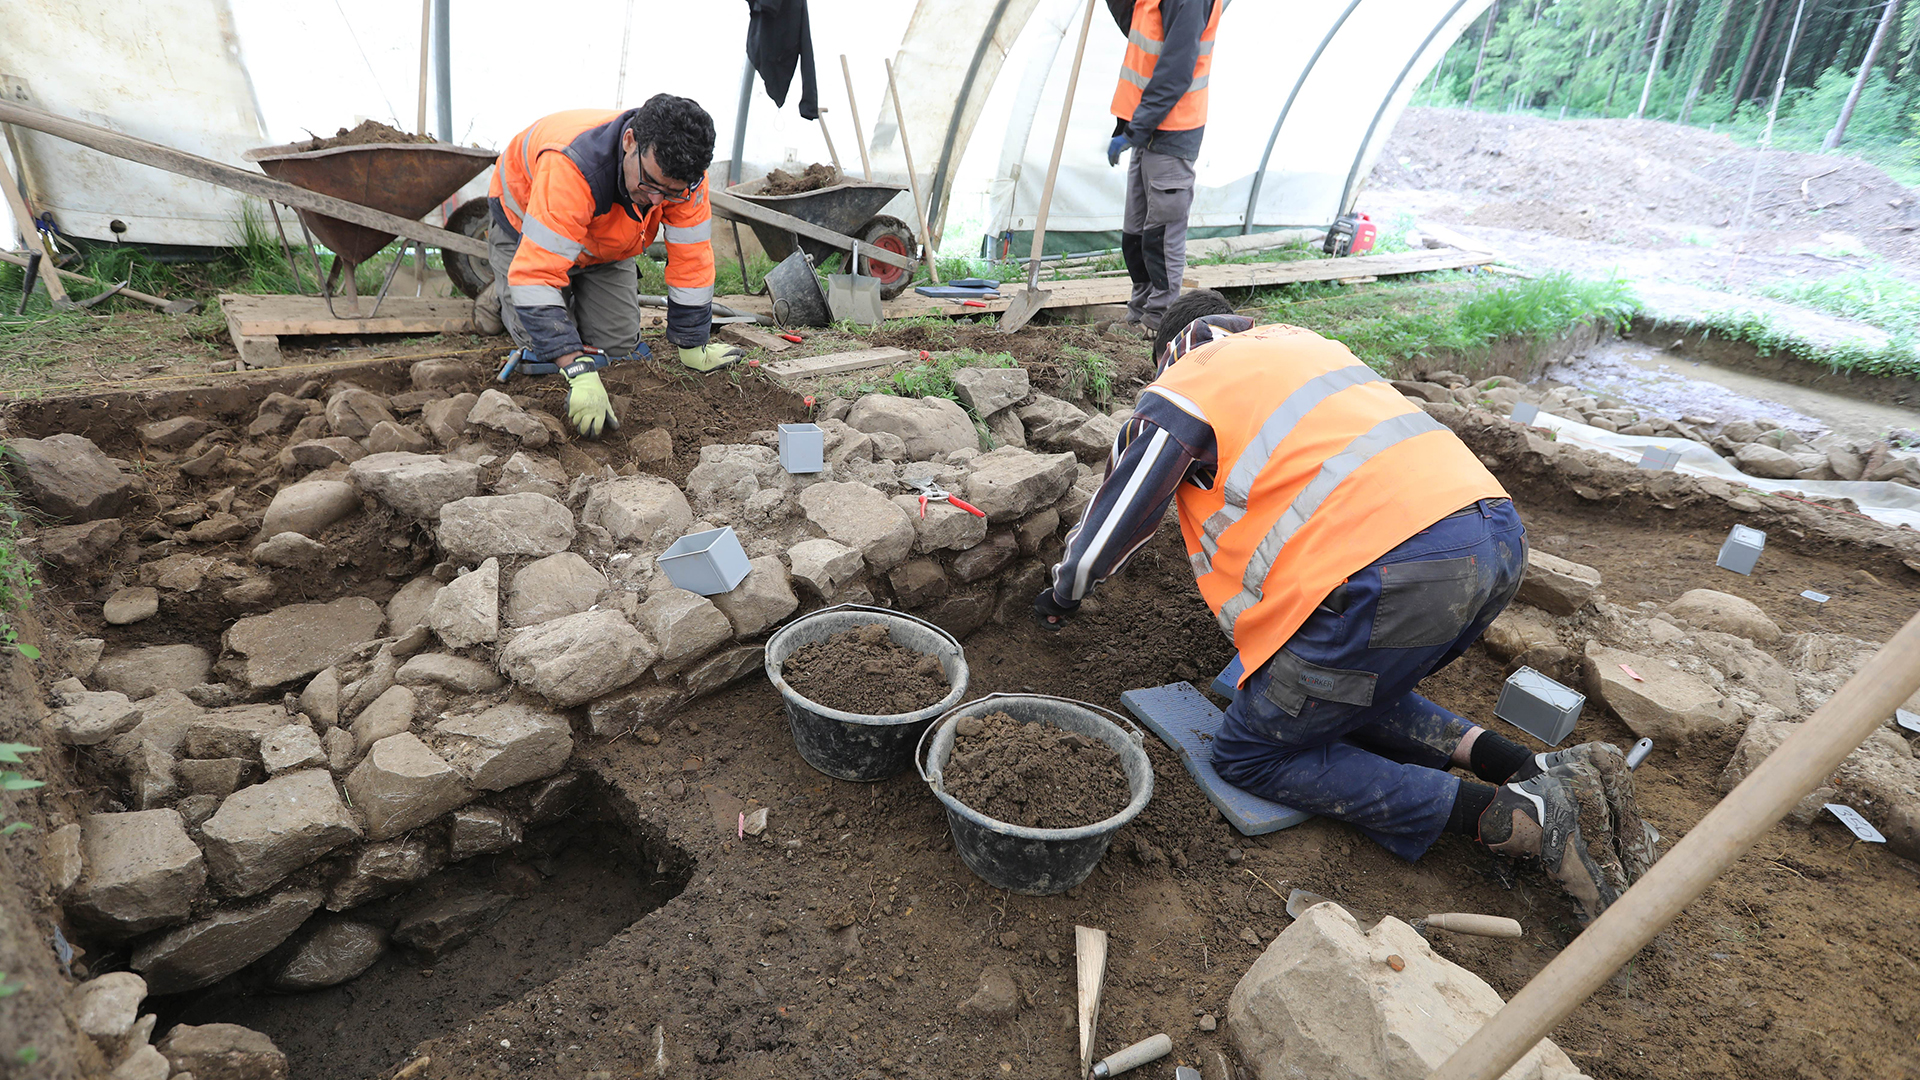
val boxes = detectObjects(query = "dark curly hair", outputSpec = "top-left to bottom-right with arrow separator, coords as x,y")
1150,288 -> 1235,364
629,94 -> 716,186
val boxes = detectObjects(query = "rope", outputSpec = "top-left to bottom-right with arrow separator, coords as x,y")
0,346 -> 501,400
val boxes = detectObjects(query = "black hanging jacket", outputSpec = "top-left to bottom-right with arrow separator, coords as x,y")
746,0 -> 818,120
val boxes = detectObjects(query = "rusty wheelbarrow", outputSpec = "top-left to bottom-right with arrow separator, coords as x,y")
244,139 -> 496,318
719,173 -> 918,300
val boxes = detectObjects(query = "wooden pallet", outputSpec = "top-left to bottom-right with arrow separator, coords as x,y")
219,293 -> 478,369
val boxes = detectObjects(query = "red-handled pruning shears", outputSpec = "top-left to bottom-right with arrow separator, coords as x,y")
905,476 -> 986,518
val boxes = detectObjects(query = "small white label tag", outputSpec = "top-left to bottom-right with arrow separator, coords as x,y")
1897,709 -> 1920,734
1824,803 -> 1886,843
1800,590 -> 1830,603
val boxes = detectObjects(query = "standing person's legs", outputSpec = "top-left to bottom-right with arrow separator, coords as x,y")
568,258 -> 643,358
485,212 -> 536,352
1121,150 -> 1151,326
1210,499 -> 1528,861
1136,150 -> 1195,331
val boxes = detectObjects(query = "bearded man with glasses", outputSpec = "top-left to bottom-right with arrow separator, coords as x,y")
484,94 -> 744,437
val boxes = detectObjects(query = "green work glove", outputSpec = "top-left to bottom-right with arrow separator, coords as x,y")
564,369 -> 619,438
678,342 -> 745,372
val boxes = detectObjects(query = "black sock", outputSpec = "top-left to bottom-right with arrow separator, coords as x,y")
1469,733 -> 1532,784
1446,781 -> 1497,837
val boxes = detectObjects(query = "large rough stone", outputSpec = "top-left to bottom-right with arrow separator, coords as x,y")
505,552 -> 606,627
582,475 -> 695,548
348,452 -> 482,519
134,887 -> 323,994
185,703 -> 289,759
392,890 -> 511,958
260,724 -> 326,774
73,970 -> 147,1042
386,576 -> 444,634
586,685 -> 686,738
48,690 -> 142,746
1734,442 -> 1802,479
949,532 -> 1018,584
367,420 -> 431,455
1479,605 -> 1561,663
37,518 -> 124,571
158,1022 -> 291,1080
95,644 -> 213,700
422,393 -> 478,445
437,493 -> 575,563
711,556 -> 798,636
468,388 -> 550,446
396,652 -> 504,693
285,436 -> 366,469
449,806 -> 523,859
787,538 -> 865,597
495,451 -> 568,498
1689,631 -> 1800,716
299,669 -> 341,726
177,758 -> 252,799
1663,588 -> 1781,644
111,1045 -> 169,1080
684,644 -> 766,699
984,407 -> 1025,449
845,394 -> 978,459
140,416 -> 213,449
325,838 -> 439,911
1513,550 -> 1601,616
5,433 -> 134,522
326,388 -> 396,438
260,480 -> 360,541
251,531 -> 328,570
1065,413 -> 1123,462
345,733 -> 472,841
200,770 -> 361,898
433,704 -> 574,791
68,810 -> 205,939
891,494 -> 989,553
1015,393 -> 1091,447
798,482 -> 916,570
888,558 -> 950,608
273,920 -> 386,991
637,588 -> 734,673
1583,641 -> 1739,742
350,685 -> 419,752
223,598 -> 386,691
496,609 -> 656,707
1722,718 -> 1920,859
951,367 -> 1030,417
963,448 -> 1078,523
428,558 -> 499,649
103,586 -> 159,625
1228,903 -> 1590,1080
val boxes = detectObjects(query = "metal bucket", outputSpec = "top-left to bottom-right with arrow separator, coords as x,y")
764,604 -> 969,782
918,694 -> 1154,896
764,249 -> 831,328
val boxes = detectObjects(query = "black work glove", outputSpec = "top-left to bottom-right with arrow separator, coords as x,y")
1032,588 -> 1079,631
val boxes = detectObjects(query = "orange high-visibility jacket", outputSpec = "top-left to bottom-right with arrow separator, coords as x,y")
490,108 -> 715,358
1111,0 -> 1222,132
1151,324 -> 1508,676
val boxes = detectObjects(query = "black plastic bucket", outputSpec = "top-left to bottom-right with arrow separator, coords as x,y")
918,694 -> 1154,896
763,249 -> 831,328
764,604 -> 969,782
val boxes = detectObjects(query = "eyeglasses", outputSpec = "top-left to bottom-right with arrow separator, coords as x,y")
631,151 -> 702,205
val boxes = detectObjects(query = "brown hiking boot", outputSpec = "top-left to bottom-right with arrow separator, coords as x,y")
1515,742 -> 1660,881
1479,763 -> 1629,921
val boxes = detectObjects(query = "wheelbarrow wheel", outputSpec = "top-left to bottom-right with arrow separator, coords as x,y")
442,196 -> 494,300
856,215 -> 916,301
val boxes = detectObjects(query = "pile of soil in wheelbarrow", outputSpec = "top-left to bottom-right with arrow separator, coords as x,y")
297,119 -> 440,151
761,162 -> 839,195
781,623 -> 949,714
940,711 -> 1132,829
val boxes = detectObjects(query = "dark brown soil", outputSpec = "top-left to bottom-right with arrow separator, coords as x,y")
940,711 -> 1132,829
761,163 -> 840,196
782,624 -> 950,715
297,120 -> 439,151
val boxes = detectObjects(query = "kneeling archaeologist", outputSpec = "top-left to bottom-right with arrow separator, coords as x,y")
482,94 -> 744,437
1035,289 -> 1657,920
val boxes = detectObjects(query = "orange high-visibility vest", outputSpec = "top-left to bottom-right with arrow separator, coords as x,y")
489,109 -> 714,314
1110,0 -> 1222,132
1148,324 -> 1508,679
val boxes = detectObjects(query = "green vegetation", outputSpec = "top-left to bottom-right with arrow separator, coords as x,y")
1758,267 -> 1920,334
1248,271 -> 1639,376
1417,0 -> 1920,183
0,481 -> 38,662
1682,307 -> 1918,377
1057,344 -> 1118,407
856,347 -> 1018,404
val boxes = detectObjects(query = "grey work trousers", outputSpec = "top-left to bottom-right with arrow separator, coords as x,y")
1121,148 -> 1196,331
487,222 -> 644,358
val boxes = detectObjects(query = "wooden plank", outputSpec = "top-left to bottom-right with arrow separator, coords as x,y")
0,145 -> 68,304
220,293 -> 476,337
0,99 -> 489,258
762,347 -> 909,386
719,324 -> 795,352
709,189 -> 916,272
1076,925 -> 1109,1078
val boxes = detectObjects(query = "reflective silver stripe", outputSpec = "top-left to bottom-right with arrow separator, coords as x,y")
1128,29 -> 1162,55
1143,384 -> 1206,421
1188,74 -> 1209,93
1198,364 -> 1383,555
1215,411 -> 1447,635
1198,39 -> 1215,55
1119,66 -> 1151,90
508,283 -> 565,307
664,220 -> 712,245
667,284 -> 714,307
500,179 -> 525,219
1072,429 -> 1168,599
520,216 -> 584,262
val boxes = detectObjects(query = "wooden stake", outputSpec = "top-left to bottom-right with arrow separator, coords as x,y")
816,108 -> 843,177
416,0 -> 432,135
1076,925 -> 1109,1078
0,144 -> 69,306
882,59 -> 938,284
840,55 -> 871,180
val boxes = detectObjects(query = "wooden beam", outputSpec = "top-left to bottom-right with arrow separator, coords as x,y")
718,323 -> 795,352
761,346 -> 908,386
219,293 -> 476,337
709,189 -> 915,272
0,99 -> 488,258
0,144 -> 68,305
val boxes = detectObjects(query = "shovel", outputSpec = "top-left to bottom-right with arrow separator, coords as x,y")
999,0 -> 1097,334
826,240 -> 885,326
1285,888 -> 1523,939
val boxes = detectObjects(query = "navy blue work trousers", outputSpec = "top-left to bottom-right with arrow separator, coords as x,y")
1211,498 -> 1528,861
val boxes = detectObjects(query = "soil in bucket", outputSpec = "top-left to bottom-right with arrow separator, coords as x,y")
781,623 -> 950,714
940,711 -> 1132,829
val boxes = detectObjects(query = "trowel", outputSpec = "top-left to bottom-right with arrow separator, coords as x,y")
1284,888 -> 1522,939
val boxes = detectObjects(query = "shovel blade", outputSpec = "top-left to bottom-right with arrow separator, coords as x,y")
1284,888 -> 1338,921
997,286 -> 1048,333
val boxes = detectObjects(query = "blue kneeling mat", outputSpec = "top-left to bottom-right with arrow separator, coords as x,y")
1119,681 -> 1313,836
1210,656 -> 1245,698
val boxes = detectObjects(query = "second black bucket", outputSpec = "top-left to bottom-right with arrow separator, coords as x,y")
764,604 -> 969,781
